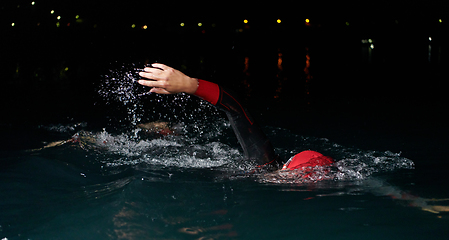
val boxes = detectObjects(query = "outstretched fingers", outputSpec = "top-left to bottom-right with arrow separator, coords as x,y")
138,79 -> 167,88
150,63 -> 169,70
142,67 -> 163,75
139,71 -> 164,81
137,63 -> 197,95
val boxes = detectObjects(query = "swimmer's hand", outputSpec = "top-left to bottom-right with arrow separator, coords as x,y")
138,63 -> 198,95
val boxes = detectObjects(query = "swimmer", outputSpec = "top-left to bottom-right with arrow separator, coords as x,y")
139,63 -> 449,214
138,63 -> 334,173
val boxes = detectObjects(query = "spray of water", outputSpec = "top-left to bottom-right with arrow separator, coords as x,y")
97,62 -> 147,128
38,120 -> 414,186
96,62 -> 222,133
48,63 -> 416,183
59,59 -> 238,170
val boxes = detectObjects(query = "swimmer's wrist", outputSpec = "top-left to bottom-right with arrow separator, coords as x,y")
185,77 -> 199,95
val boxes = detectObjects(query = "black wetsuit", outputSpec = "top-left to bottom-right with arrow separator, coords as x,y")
194,79 -> 280,170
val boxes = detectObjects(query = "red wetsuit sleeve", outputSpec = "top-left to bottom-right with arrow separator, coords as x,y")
192,79 -> 280,169
194,79 -> 220,105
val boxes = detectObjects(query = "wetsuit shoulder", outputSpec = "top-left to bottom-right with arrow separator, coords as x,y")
194,79 -> 279,169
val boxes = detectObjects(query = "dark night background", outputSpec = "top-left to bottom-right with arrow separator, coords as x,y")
1,0 -> 448,173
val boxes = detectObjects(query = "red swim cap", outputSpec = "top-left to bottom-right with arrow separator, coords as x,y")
282,150 -> 334,170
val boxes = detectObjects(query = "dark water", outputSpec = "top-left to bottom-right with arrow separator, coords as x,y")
2,20 -> 449,239
0,122 -> 447,239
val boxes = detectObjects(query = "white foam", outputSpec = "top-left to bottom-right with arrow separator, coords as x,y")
45,124 -> 414,183
79,129 -> 240,170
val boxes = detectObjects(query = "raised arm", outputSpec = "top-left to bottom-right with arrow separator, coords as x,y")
194,79 -> 278,168
139,64 -> 279,169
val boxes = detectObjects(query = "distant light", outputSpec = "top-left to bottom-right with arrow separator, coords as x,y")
345,21 -> 350,26
180,22 -> 185,27
56,22 -> 60,27
50,10 -> 55,14
305,18 -> 311,26
370,44 -> 374,49
57,16 -> 61,20
368,39 -> 373,43
75,15 -> 80,19
64,67 -> 69,71
31,1 -> 35,5
429,37 -> 432,41
439,19 -> 442,23
142,25 -> 148,29
243,19 -> 248,24
11,23 -> 15,27
131,24 -> 136,28
277,19 -> 281,24
198,22 -> 202,27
